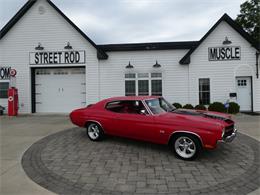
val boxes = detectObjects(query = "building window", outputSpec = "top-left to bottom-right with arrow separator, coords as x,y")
125,73 -> 162,96
138,80 -> 149,95
151,73 -> 162,96
125,80 -> 136,96
125,73 -> 136,79
0,82 -> 9,98
237,79 -> 247,86
199,78 -> 210,105
152,80 -> 162,96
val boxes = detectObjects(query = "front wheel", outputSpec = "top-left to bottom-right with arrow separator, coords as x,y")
170,134 -> 201,160
86,122 -> 104,141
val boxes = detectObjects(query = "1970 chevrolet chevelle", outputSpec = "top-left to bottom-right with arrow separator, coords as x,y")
70,96 -> 237,160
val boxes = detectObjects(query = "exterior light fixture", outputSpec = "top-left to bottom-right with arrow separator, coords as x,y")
125,61 -> 134,69
222,37 -> 232,45
35,42 -> 44,50
153,60 -> 161,68
64,42 -> 72,49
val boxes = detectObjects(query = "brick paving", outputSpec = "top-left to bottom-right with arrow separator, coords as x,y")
22,127 -> 260,195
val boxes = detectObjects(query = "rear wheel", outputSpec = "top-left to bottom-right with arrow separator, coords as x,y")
86,122 -> 104,141
170,134 -> 201,160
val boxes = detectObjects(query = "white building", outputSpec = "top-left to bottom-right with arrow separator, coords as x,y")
0,0 -> 259,113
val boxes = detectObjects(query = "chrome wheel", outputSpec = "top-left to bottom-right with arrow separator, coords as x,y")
174,136 -> 196,159
87,123 -> 100,140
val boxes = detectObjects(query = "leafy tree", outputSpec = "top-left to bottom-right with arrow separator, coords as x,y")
235,0 -> 260,41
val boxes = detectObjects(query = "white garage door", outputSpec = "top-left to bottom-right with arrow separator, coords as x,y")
35,68 -> 86,113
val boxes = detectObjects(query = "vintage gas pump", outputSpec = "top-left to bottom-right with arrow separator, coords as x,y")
8,69 -> 18,116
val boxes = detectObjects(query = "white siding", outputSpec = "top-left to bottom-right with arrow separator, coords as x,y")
0,0 -> 99,113
188,21 -> 259,111
0,0 -> 259,113
99,50 -> 190,105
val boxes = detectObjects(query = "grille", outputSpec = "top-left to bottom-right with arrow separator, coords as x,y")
224,124 -> 234,137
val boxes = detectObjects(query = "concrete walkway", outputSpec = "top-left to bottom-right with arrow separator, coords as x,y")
1,114 -> 73,195
0,113 -> 259,195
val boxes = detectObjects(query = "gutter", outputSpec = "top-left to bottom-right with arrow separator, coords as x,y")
256,51 -> 259,79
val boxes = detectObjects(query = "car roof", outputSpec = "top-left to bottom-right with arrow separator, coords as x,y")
104,96 -> 161,102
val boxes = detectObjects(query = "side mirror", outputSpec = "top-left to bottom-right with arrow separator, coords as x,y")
140,109 -> 147,115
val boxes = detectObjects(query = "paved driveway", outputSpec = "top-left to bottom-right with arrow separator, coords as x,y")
0,114 -> 259,195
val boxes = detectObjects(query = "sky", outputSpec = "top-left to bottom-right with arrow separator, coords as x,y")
0,0 -> 245,44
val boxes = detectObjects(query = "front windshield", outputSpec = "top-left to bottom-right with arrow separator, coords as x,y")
145,97 -> 176,114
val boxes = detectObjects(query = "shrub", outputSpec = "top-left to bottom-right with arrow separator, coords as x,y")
208,102 -> 226,113
183,104 -> 194,109
172,103 -> 182,109
195,104 -> 207,110
228,102 -> 240,114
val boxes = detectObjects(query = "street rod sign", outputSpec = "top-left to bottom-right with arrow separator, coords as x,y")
29,50 -> 85,65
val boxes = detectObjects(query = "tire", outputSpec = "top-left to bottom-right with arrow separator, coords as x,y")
86,122 -> 104,141
170,133 -> 201,160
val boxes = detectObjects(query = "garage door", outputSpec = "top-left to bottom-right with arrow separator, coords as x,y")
35,68 -> 86,113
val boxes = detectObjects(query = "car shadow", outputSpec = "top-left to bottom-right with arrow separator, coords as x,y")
78,129 -> 243,162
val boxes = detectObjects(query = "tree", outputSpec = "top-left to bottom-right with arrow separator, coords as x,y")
235,0 -> 260,42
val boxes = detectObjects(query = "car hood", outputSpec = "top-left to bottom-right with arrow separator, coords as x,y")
157,109 -> 233,131
173,109 -> 232,121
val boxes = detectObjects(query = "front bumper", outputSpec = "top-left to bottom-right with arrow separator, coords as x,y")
222,128 -> 237,142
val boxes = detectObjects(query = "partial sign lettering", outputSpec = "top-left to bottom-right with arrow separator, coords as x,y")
0,67 -> 11,80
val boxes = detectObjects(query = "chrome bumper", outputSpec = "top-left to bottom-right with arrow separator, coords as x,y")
222,129 -> 237,142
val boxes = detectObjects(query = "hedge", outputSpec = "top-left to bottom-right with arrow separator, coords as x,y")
195,104 -> 207,110
228,102 -> 240,114
183,104 -> 194,109
208,102 -> 226,113
172,103 -> 182,109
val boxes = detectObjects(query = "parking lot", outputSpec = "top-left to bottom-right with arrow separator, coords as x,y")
0,114 -> 259,195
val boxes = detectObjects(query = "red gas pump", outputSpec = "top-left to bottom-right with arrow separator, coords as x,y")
8,69 -> 18,116
8,87 -> 18,116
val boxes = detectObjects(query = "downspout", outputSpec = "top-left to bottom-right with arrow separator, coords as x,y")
256,51 -> 259,79
188,61 -> 190,103
98,59 -> 101,100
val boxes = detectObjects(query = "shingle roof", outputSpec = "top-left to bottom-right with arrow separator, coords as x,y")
98,41 -> 198,51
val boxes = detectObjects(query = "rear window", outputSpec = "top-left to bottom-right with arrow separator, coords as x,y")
105,101 -> 123,112
105,100 -> 148,114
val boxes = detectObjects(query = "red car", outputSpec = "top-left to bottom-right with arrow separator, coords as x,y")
70,96 -> 237,160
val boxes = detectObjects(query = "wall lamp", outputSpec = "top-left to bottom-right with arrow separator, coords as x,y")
64,42 -> 72,49
153,60 -> 161,68
35,42 -> 44,50
222,36 -> 232,45
125,61 -> 134,69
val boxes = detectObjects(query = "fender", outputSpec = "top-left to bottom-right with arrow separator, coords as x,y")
168,130 -> 204,146
85,120 -> 105,132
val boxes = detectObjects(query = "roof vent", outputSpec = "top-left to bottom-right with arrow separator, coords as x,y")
38,6 -> 45,15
